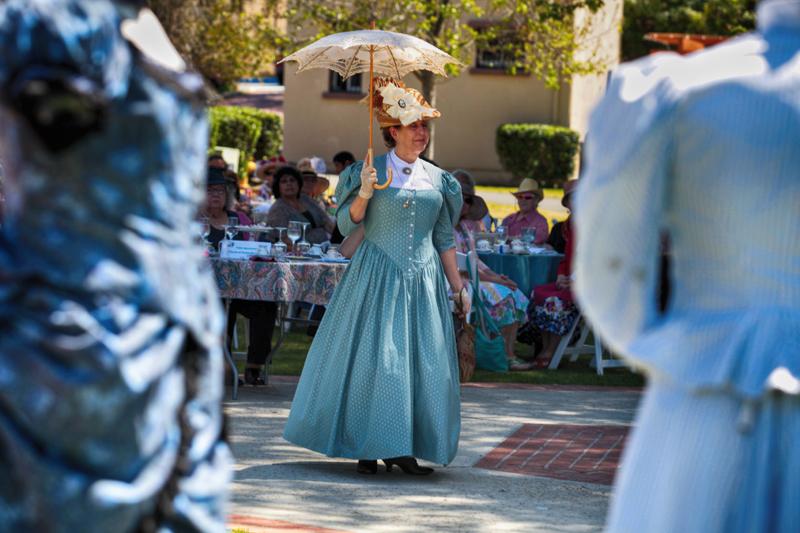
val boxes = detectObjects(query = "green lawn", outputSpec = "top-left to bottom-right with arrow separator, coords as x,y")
475,185 -> 564,200
238,325 -> 644,388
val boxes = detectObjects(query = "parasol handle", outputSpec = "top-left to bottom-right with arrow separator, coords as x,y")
374,165 -> 393,190
367,36 -> 393,190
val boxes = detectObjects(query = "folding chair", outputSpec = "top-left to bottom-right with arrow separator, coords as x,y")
548,315 -> 626,375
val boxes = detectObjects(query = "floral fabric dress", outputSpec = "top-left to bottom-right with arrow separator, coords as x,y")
529,218 -> 579,336
454,224 -> 529,327
283,154 -> 462,465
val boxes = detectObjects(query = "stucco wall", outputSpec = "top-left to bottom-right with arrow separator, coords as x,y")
284,65 -> 558,184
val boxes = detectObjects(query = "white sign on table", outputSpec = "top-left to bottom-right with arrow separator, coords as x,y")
220,240 -> 271,260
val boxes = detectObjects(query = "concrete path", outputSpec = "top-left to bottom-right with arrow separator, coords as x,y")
225,380 -> 640,532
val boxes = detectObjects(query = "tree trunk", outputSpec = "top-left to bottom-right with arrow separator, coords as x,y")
419,70 -> 437,161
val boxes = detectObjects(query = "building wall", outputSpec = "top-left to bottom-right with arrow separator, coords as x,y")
284,65 -> 558,184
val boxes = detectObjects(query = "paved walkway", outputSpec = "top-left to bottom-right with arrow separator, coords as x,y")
225,380 -> 640,532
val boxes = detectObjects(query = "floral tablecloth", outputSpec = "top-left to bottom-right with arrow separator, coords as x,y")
212,258 -> 349,305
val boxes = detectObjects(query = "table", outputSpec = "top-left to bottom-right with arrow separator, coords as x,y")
213,257 -> 347,304
477,251 -> 563,296
212,257 -> 349,396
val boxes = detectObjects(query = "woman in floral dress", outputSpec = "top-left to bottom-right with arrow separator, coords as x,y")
452,170 -> 530,370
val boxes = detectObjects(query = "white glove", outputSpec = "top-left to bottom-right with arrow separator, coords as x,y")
454,286 -> 472,318
358,150 -> 378,199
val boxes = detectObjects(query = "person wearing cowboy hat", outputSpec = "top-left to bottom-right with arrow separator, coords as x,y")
502,178 -> 549,245
284,77 -> 469,477
452,169 -> 531,370
300,169 -> 331,202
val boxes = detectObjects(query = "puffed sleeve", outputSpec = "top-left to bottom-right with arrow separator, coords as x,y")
573,54 -> 681,355
334,161 -> 365,237
432,171 -> 463,253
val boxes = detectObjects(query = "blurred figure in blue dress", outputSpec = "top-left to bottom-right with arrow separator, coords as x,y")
0,1 -> 230,530
575,1 -> 800,530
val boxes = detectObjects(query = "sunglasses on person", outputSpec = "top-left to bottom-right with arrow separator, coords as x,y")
516,194 -> 538,201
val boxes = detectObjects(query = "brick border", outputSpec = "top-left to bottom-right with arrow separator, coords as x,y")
475,423 -> 630,485
228,514 -> 348,532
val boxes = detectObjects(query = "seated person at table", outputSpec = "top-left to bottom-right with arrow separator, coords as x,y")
204,167 -> 276,385
546,180 -> 577,253
267,166 -> 334,245
523,204 -> 578,370
453,170 -> 530,371
300,169 -> 333,213
502,178 -> 549,245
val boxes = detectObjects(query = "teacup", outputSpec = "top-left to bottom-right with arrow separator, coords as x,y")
309,244 -> 323,257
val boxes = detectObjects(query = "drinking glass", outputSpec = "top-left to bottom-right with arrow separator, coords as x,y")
224,216 -> 239,241
521,227 -> 536,246
297,221 -> 311,252
496,225 -> 507,244
199,217 -> 211,249
287,221 -> 302,254
273,227 -> 287,259
296,241 -> 311,255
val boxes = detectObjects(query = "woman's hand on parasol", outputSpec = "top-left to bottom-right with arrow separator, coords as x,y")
358,149 -> 379,199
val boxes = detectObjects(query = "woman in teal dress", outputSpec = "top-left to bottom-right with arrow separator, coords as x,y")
284,79 -> 470,475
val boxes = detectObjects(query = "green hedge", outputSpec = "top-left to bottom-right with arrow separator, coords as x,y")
208,106 -> 283,173
495,124 -> 580,188
233,107 -> 283,160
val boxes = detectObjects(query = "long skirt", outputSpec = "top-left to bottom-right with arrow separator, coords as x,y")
607,379 -> 800,532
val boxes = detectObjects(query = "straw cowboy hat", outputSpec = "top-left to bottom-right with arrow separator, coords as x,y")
513,178 -> 544,200
452,169 -> 489,221
301,170 -> 331,197
366,77 -> 441,128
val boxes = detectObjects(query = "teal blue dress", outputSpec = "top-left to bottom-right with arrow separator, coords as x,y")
283,154 -> 463,465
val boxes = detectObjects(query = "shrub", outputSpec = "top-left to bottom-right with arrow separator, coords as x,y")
495,124 -> 580,188
208,106 -> 282,173
234,107 -> 283,160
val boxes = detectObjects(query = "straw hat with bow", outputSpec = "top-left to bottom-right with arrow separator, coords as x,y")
367,77 -> 440,128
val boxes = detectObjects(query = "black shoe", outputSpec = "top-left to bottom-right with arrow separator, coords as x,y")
383,456 -> 434,475
357,460 -> 378,474
244,368 -> 265,386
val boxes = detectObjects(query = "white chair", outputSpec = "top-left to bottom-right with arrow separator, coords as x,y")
548,315 -> 626,375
